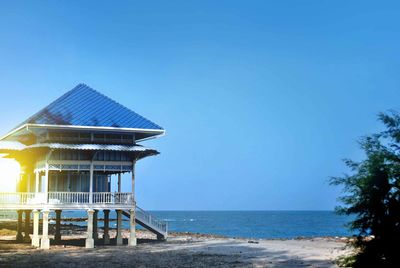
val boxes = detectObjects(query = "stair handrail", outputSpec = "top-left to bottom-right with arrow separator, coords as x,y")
135,205 -> 168,234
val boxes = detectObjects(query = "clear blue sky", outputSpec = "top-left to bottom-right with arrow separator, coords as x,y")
0,1 -> 399,210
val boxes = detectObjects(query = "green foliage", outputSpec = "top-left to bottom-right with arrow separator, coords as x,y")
336,254 -> 357,267
331,111 -> 400,267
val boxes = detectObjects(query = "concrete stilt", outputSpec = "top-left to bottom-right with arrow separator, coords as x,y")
40,210 -> 50,249
128,208 -> 137,246
116,209 -> 123,245
55,210 -> 62,242
93,210 -> 98,241
103,210 -> 110,245
31,210 -> 40,247
85,209 -> 95,248
23,210 -> 31,243
16,210 -> 23,242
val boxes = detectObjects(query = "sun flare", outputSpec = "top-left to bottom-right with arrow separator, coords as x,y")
0,158 -> 20,192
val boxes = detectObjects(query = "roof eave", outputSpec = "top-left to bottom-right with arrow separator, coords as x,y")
1,123 -> 165,142
0,124 -> 29,141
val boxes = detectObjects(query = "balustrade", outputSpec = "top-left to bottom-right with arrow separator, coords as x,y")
0,192 -> 134,206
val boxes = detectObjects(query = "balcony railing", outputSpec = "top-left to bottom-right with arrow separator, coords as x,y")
0,192 -> 38,205
0,192 -> 134,206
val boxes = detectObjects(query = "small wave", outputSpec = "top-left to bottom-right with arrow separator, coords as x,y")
162,218 -> 196,222
163,219 -> 177,222
182,219 -> 196,222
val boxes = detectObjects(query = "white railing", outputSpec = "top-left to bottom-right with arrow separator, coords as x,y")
0,192 -> 134,206
48,192 -> 90,204
92,192 -> 134,205
135,205 -> 168,234
0,192 -> 38,205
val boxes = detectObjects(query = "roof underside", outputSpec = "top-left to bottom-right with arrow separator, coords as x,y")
0,141 -> 159,161
3,84 -> 164,141
0,141 -> 158,153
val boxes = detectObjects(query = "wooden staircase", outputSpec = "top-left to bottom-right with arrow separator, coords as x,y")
122,206 -> 168,240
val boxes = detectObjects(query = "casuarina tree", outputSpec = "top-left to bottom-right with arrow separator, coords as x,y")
331,111 -> 400,267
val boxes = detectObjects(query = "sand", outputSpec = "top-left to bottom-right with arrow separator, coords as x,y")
0,222 -> 352,268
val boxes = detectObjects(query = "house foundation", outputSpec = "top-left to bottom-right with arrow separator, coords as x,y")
116,210 -> 123,245
40,210 -> 50,250
103,209 -> 110,245
128,208 -> 136,246
55,210 -> 62,242
86,209 -> 95,249
31,209 -> 40,247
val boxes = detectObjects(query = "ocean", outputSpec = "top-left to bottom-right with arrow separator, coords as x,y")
58,210 -> 355,239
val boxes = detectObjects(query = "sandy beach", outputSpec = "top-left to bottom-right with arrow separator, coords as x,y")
0,221 -> 352,268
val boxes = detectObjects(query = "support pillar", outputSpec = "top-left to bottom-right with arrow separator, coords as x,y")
103,210 -> 110,245
23,210 -> 31,243
44,164 -> 49,203
128,161 -> 137,246
89,163 -> 93,204
16,210 -> 23,242
128,208 -> 136,246
85,209 -> 95,248
93,210 -> 98,241
55,210 -> 62,242
31,210 -> 40,247
35,171 -> 39,193
116,209 -> 123,245
40,210 -> 50,249
131,161 -> 135,197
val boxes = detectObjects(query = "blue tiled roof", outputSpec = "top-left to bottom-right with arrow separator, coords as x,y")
17,84 -> 163,130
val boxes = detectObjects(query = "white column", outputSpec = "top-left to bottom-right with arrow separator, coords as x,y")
116,210 -> 123,245
128,208 -> 136,246
131,161 -> 135,198
32,209 -> 40,247
44,164 -> 49,203
89,163 -> 94,204
85,209 -> 95,248
40,210 -> 50,249
35,171 -> 39,193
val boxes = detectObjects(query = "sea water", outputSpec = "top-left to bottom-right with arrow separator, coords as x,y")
59,210 -> 354,239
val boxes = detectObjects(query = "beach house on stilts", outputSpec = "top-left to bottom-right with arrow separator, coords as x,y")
0,84 -> 167,249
